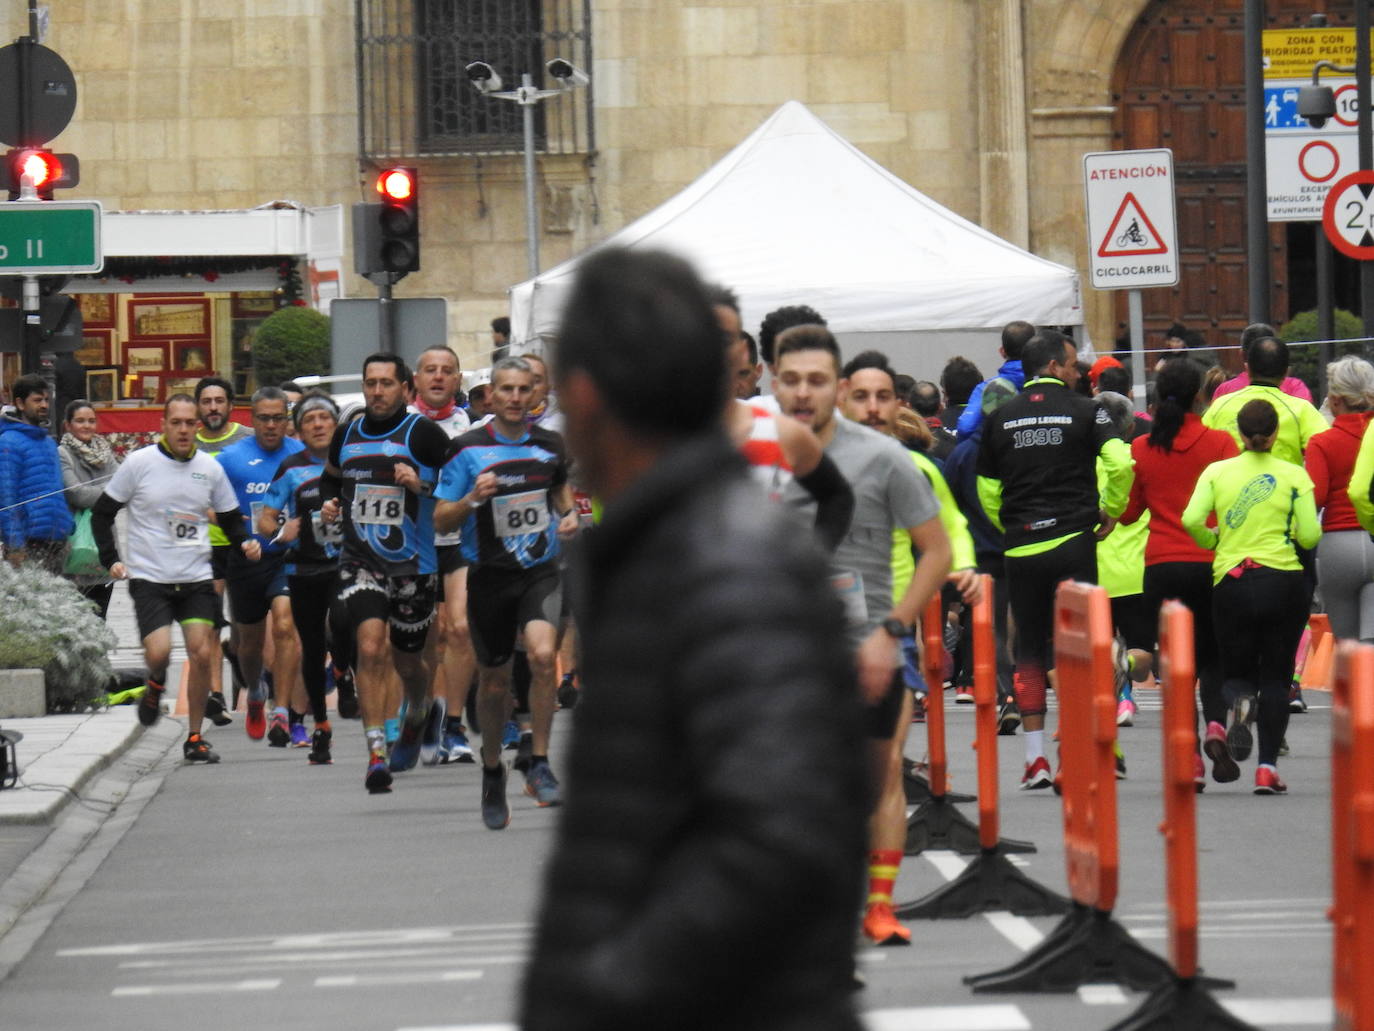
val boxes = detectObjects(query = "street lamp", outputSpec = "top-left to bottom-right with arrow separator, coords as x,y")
466,58 -> 590,278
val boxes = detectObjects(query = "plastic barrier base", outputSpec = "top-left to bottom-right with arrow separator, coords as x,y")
965,903 -> 1180,993
903,759 -> 975,805
895,845 -> 1071,920
1105,975 -> 1253,1030
905,795 -> 1036,856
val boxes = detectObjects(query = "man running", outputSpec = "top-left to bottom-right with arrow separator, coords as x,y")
409,345 -> 478,763
434,357 -> 579,829
775,324 -> 952,947
218,387 -> 307,745
91,395 -> 262,763
318,353 -> 451,794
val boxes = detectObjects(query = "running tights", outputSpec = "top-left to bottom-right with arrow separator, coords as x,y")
289,573 -> 339,724
1005,532 -> 1096,717
1143,561 -> 1225,728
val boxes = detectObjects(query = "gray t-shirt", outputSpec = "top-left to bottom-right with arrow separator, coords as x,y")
784,418 -> 940,646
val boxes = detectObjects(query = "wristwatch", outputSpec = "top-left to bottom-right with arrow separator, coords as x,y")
881,617 -> 909,639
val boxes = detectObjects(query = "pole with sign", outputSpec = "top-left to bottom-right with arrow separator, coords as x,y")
1083,149 -> 1180,403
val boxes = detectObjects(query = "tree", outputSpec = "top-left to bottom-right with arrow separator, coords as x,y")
252,306 -> 330,387
1280,308 -> 1365,393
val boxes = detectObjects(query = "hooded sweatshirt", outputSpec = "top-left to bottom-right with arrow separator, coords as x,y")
1121,412 -> 1237,565
1305,410 -> 1374,532
0,416 -> 74,548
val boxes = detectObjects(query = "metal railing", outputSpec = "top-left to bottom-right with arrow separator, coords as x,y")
356,0 -> 594,160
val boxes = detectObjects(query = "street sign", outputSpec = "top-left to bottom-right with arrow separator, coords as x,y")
329,297 -> 448,380
1082,149 -> 1179,290
0,42 -> 76,147
0,200 -> 101,273
1322,169 -> 1374,260
1262,27 -> 1373,81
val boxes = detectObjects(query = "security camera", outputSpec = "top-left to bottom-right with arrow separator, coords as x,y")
546,58 -> 589,88
1298,84 -> 1337,129
465,61 -> 502,93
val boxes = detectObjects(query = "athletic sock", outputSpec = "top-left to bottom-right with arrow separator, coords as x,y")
1025,729 -> 1045,762
365,725 -> 386,755
273,705 -> 288,720
866,849 -> 903,907
531,754 -> 548,767
289,709 -> 305,726
316,719 -> 331,733
445,715 -> 465,734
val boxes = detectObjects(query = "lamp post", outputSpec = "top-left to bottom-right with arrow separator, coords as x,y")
466,59 -> 590,279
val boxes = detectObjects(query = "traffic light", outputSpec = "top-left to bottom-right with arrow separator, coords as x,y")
353,167 -> 420,278
4,148 -> 79,200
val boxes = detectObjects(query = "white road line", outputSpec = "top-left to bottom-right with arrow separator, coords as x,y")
116,952 -> 528,977
1077,983 -> 1129,1005
1130,927 -> 1328,940
862,1005 -> 1031,1030
61,924 -> 534,957
112,978 -> 281,997
920,852 -> 1048,954
115,945 -> 527,969
1223,997 -> 1332,1025
316,970 -> 482,988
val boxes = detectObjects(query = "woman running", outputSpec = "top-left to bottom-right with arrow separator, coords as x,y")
1182,399 -> 1320,794
1120,358 -> 1237,786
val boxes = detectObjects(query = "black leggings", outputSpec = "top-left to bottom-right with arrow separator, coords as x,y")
954,554 -> 1013,700
289,572 -> 345,724
1143,561 -> 1225,728
1211,566 -> 1308,766
1005,532 -> 1097,716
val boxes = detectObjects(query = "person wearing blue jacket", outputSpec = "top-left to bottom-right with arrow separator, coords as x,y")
955,319 -> 1033,439
0,374 -> 73,574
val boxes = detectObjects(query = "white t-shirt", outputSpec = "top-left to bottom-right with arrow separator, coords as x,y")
104,444 -> 239,584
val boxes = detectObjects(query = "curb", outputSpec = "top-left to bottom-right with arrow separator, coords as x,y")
0,716 -> 147,827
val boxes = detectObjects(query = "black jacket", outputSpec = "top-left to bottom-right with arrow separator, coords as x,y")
521,434 -> 867,1031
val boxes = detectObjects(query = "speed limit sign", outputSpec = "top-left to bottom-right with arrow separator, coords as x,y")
1323,169 -> 1374,260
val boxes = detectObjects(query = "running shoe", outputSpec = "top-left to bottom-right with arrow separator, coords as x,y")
1226,695 -> 1255,762
1114,740 -> 1127,780
420,698 -> 448,767
137,683 -> 165,728
389,716 -> 424,772
953,685 -> 975,704
246,698 -> 266,741
557,674 -> 579,710
308,727 -> 332,765
861,901 -> 912,946
442,726 -> 474,764
997,697 -> 1021,736
1193,753 -> 1206,793
1288,683 -> 1308,713
513,731 -> 534,774
1020,756 -> 1052,790
183,734 -> 219,763
290,722 -> 310,748
1203,720 -> 1240,783
205,690 -> 233,727
481,763 -> 510,829
267,711 -> 290,748
524,760 -> 562,807
501,720 -> 520,750
365,752 -> 392,793
1116,697 -> 1136,728
1279,737 -> 1290,757
334,669 -> 359,720
1253,765 -> 1287,795
911,692 -> 927,723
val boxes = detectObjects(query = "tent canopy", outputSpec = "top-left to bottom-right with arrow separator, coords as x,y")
510,101 -> 1081,348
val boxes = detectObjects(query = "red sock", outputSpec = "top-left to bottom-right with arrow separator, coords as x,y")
867,849 -> 903,906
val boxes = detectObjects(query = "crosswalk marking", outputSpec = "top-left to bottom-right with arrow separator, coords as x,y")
315,970 -> 482,988
113,978 -> 281,997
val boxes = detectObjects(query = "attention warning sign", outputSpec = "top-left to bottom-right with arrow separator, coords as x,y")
1083,149 -> 1179,291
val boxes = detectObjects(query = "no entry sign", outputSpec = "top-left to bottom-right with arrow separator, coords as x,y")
1322,169 -> 1374,260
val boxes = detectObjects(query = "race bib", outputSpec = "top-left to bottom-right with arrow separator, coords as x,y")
310,510 -> 344,548
830,569 -> 869,624
166,508 -> 207,547
353,484 -> 405,526
493,488 -> 550,538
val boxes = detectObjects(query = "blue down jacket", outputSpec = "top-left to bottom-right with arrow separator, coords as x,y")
0,417 -> 73,548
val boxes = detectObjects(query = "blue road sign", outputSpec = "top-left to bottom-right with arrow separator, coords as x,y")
1264,87 -> 1312,130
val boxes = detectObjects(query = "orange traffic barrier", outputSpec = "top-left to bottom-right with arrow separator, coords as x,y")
968,580 -> 1171,993
898,575 -> 1062,921
1300,626 -> 1335,693
1331,642 -> 1374,1031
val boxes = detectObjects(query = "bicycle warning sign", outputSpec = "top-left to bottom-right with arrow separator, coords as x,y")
1083,149 -> 1179,290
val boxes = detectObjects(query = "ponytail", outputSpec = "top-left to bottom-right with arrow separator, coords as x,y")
1147,357 -> 1202,453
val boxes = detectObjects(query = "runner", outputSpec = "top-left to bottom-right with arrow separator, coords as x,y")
318,353 -> 451,794
409,345 -> 477,764
217,387 -> 307,746
258,392 -> 353,765
1182,399 -> 1320,794
434,357 -> 580,829
90,394 -> 263,763
775,325 -> 952,948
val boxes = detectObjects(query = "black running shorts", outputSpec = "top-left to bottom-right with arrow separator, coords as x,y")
224,551 -> 291,625
335,560 -> 437,654
466,563 -> 561,668
129,579 -> 220,640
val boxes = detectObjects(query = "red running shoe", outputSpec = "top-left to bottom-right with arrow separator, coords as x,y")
246,698 -> 267,741
1254,765 -> 1287,795
1021,756 -> 1052,790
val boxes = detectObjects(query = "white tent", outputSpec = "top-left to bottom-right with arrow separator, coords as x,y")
509,101 -> 1083,378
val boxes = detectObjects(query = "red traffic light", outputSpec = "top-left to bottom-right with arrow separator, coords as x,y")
18,150 -> 61,187
4,148 -> 79,199
376,168 -> 415,203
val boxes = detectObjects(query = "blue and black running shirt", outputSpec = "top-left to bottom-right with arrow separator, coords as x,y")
264,451 -> 340,577
436,422 -> 569,571
329,409 -> 449,577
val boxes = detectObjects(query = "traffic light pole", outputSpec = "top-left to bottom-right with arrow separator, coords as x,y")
520,73 -> 539,279
378,279 -> 394,355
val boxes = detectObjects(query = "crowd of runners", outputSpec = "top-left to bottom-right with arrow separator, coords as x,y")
14,283 -> 1369,950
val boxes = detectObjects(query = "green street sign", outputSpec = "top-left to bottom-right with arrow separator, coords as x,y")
0,200 -> 101,273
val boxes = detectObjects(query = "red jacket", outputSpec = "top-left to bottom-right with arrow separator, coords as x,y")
1305,410 -> 1374,532
1122,413 -> 1239,565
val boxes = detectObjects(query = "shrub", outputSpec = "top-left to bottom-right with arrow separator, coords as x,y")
1280,308 -> 1367,392
252,306 -> 330,386
0,563 -> 116,712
